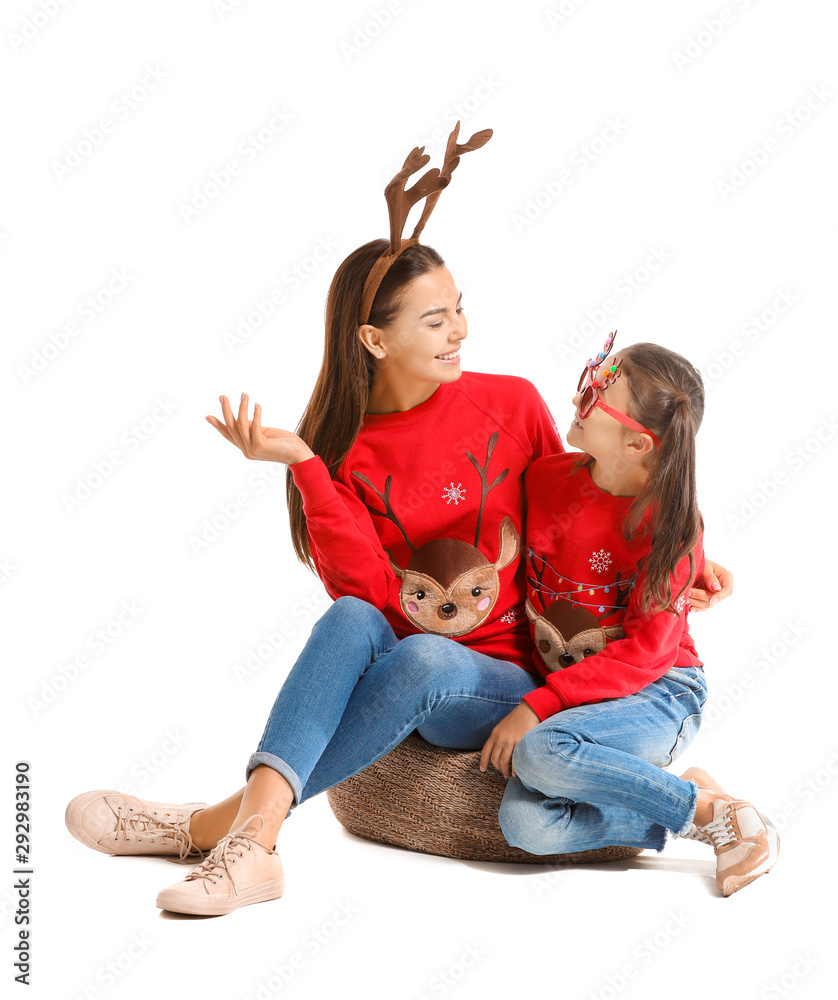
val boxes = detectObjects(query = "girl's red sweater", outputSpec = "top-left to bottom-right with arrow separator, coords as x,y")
521,452 -> 704,720
289,372 -> 563,670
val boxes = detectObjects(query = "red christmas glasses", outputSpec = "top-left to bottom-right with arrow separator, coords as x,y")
577,331 -> 661,447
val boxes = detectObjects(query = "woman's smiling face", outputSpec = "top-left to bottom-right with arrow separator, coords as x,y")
366,265 -> 468,385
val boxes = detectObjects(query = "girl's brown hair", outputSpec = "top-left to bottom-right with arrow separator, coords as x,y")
286,239 -> 445,570
604,342 -> 705,615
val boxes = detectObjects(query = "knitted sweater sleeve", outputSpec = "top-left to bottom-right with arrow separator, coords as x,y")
289,455 -> 399,608
523,539 -> 705,720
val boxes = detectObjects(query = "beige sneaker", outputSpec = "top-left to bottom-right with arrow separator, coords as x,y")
676,769 -> 780,894
697,798 -> 780,896
65,790 -> 206,861
678,767 -> 732,846
156,816 -> 285,916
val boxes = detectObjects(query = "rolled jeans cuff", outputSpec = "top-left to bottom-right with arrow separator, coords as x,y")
669,777 -> 699,841
246,752 -> 302,807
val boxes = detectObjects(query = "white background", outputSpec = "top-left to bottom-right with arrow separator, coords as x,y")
3,1 -> 836,998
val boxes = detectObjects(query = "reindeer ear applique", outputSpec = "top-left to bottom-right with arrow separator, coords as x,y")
358,121 -> 493,326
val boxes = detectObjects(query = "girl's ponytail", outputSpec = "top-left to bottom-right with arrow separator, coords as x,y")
619,344 -> 705,615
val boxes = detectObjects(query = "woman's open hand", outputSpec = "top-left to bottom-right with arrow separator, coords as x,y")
479,702 -> 540,778
206,393 -> 314,466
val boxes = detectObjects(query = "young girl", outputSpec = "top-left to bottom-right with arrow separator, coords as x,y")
65,128 -> 732,916
481,334 -> 778,896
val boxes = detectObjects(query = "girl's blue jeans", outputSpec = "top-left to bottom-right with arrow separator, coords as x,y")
498,664 -> 708,853
246,596 -> 540,805
247,595 -> 707,852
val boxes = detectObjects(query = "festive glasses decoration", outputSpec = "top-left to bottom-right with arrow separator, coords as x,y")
577,330 -> 661,447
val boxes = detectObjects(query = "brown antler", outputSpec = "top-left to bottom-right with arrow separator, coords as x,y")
384,147 -> 446,255
410,121 -> 493,241
351,472 -> 416,553
359,120 -> 493,325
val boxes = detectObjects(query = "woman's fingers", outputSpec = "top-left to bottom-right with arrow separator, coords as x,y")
205,414 -> 235,446
252,401 -> 262,444
219,395 -> 244,450
237,393 -> 252,451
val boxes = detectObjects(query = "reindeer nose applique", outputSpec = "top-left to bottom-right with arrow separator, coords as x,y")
561,653 -> 576,667
438,603 -> 457,619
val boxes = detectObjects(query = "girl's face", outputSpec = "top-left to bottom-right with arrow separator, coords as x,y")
366,265 -> 468,385
567,375 -> 637,462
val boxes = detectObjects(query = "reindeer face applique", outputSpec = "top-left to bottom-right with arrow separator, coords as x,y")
525,598 -> 624,672
352,431 -> 520,638
391,517 -> 519,637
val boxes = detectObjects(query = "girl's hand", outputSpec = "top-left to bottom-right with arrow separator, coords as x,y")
688,558 -> 734,612
206,394 -> 315,466
479,702 -> 540,778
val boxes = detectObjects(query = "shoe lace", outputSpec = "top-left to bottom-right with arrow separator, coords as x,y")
183,832 -> 253,891
702,804 -> 738,849
680,823 -> 713,845
114,807 -> 204,862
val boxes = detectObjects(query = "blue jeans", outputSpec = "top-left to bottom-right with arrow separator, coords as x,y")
247,596 -> 540,805
498,666 -> 708,853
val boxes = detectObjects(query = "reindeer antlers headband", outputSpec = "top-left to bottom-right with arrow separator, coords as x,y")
358,120 -> 493,326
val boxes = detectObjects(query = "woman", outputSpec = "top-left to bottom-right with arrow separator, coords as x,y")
65,127 -> 732,916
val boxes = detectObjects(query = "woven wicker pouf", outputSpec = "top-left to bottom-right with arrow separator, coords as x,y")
326,732 -> 642,865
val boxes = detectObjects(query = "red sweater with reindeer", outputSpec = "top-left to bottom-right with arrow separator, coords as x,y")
521,452 -> 704,721
288,372 -> 563,670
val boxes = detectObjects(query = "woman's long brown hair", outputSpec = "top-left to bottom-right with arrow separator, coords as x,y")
612,343 -> 705,615
286,239 -> 445,571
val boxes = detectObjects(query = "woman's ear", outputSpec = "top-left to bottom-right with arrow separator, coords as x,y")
358,324 -> 384,359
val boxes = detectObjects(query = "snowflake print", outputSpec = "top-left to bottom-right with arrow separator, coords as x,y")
589,549 -> 612,574
499,607 -> 519,623
441,482 -> 467,505
675,594 -> 688,615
